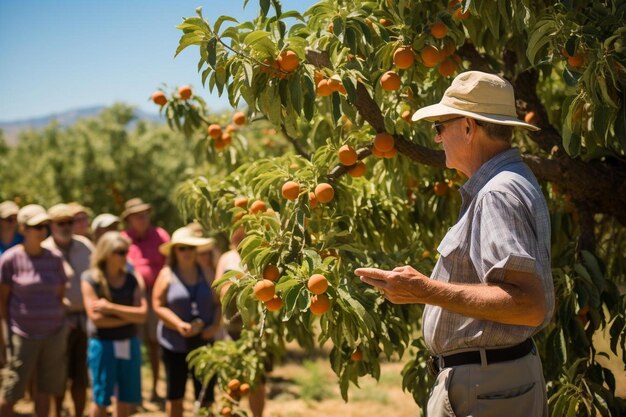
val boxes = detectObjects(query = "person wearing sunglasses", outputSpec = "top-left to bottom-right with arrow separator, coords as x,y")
356,71 -> 553,417
152,227 -> 221,417
42,204 -> 94,417
0,204 -> 68,417
0,201 -> 23,256
80,231 -> 147,417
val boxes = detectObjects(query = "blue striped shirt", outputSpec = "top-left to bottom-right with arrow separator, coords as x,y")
423,148 -> 554,354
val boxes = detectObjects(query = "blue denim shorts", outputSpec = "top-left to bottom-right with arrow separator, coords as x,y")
87,336 -> 142,406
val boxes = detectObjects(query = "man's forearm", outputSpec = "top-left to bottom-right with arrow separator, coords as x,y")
424,272 -> 546,327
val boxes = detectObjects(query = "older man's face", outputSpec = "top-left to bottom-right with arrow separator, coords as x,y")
50,217 -> 74,244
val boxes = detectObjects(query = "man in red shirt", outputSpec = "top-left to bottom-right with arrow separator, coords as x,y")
120,198 -> 170,403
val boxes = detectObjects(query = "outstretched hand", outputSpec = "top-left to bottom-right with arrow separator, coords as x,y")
354,265 -> 430,304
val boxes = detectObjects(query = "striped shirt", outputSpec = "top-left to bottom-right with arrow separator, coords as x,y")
422,148 -> 554,355
0,245 -> 68,338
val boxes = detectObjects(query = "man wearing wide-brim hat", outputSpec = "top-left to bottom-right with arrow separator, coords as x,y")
356,71 -> 553,417
119,197 -> 170,402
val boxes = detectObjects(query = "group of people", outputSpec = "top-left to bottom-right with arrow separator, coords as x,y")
0,197 -> 234,417
1,71 -> 554,417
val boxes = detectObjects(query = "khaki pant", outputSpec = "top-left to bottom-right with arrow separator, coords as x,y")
427,349 -> 548,417
1,325 -> 68,402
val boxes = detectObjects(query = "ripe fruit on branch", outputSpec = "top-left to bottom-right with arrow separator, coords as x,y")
227,379 -> 241,391
380,71 -> 401,91
438,58 -> 457,77
379,18 -> 392,27
348,161 -> 367,177
393,46 -> 415,69
310,293 -> 330,315
307,274 -> 329,295
401,110 -> 413,122
309,192 -> 319,208
254,280 -> 276,302
239,383 -> 251,396
524,111 -> 539,125
282,181 -> 301,201
351,349 -> 363,361
338,145 -> 358,166
221,406 -> 232,417
232,111 -> 246,125
431,21 -> 448,39
316,79 -> 333,97
249,200 -> 267,214
234,197 -> 248,209
263,264 -> 280,282
567,52 -> 585,68
208,124 -> 222,139
151,91 -> 167,106
434,181 -> 449,196
178,85 -> 192,100
265,295 -> 283,312
421,45 -> 441,68
315,183 -> 335,204
383,147 -> 397,159
277,50 -> 300,72
374,132 -> 395,152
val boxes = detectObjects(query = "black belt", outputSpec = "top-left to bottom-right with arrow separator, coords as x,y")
427,339 -> 535,377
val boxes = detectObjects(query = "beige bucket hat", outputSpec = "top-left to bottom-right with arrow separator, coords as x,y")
411,71 -> 539,131
121,198 -> 152,220
159,227 -> 215,256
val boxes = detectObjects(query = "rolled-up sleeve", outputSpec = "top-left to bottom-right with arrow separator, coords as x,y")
470,191 -> 540,284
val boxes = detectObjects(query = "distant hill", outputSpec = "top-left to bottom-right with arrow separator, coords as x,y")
0,106 -> 163,145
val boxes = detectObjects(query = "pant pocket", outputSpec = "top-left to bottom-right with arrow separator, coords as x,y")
476,382 -> 539,417
427,367 -> 458,417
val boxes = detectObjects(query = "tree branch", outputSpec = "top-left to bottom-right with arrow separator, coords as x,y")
305,48 -> 626,226
280,125 -> 310,159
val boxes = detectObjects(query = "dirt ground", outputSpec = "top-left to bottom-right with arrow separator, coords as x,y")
11,338 -> 625,417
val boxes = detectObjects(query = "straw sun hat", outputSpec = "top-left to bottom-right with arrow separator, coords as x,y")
411,71 -> 540,131
159,227 -> 215,256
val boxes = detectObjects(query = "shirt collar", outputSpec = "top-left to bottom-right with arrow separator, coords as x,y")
459,148 -> 522,210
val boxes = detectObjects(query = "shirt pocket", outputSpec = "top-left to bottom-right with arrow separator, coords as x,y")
433,233 -> 463,283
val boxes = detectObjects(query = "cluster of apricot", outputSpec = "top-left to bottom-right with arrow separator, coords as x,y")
253,267 -> 331,316
219,378 -> 251,416
371,132 -> 397,158
280,180 -> 335,208
337,145 -> 367,177
260,50 -> 300,80
150,85 -> 194,107
206,112 -> 247,151
315,71 -> 347,96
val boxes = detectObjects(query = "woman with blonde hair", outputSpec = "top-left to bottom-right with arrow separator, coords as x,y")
80,231 -> 147,417
153,227 -> 221,417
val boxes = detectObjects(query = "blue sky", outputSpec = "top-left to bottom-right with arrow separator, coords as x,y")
0,0 -> 317,122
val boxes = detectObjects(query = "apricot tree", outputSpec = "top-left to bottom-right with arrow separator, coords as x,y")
162,0 -> 626,415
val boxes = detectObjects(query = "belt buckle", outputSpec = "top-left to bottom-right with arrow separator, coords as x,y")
427,356 -> 440,377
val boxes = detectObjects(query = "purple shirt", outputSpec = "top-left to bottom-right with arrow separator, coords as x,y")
121,226 -> 169,288
0,245 -> 68,338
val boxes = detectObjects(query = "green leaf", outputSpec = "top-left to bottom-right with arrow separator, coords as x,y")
526,20 -> 556,64
244,30 -> 272,46
214,15 -> 238,34
207,37 -> 218,69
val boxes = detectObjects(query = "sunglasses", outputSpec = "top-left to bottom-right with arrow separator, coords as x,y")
175,245 -> 195,252
433,116 -> 465,135
112,249 -> 129,256
55,220 -> 75,227
27,223 -> 50,231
